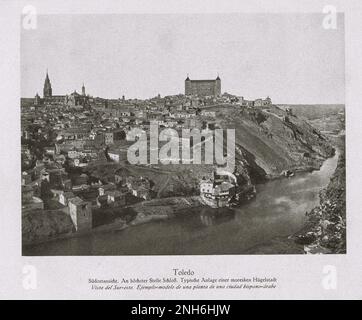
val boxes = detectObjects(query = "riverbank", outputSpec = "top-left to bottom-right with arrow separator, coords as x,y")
294,146 -> 346,254
22,196 -> 205,248
246,142 -> 344,255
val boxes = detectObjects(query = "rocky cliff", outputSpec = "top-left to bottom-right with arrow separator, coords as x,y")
215,104 -> 334,179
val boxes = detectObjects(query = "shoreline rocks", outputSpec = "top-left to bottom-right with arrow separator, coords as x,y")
293,146 -> 345,254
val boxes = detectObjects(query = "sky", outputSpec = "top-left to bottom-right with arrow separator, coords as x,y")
21,13 -> 345,104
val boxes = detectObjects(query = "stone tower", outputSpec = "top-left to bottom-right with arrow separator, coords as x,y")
68,197 -> 92,231
215,74 -> 221,96
185,74 -> 191,96
43,70 -> 52,98
82,83 -> 85,96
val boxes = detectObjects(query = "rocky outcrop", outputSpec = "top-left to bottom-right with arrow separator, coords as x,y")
22,210 -> 74,246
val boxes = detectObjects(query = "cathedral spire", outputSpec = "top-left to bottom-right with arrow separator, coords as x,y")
43,69 -> 52,98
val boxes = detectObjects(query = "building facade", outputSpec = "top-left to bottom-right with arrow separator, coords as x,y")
185,75 -> 221,96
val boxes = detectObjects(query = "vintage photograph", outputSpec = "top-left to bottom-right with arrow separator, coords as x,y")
21,13 -> 346,256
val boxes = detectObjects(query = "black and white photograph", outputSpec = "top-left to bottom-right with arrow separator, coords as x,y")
1,0 -> 361,301
20,13 -> 346,256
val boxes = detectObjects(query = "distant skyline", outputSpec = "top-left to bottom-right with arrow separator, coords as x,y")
21,13 -> 345,104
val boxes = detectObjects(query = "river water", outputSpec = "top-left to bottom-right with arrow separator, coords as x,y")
23,152 -> 338,255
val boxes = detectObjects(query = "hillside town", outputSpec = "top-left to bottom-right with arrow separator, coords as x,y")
21,72 -> 272,234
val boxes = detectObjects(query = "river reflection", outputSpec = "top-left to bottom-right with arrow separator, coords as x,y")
23,152 -> 338,256
199,208 -> 235,227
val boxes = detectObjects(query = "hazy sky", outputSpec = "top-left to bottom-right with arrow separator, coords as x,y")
21,13 -> 345,103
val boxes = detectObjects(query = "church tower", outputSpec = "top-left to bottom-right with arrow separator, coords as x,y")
43,70 -> 52,98
82,83 -> 85,96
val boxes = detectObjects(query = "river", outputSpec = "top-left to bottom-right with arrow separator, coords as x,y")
23,152 -> 338,255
